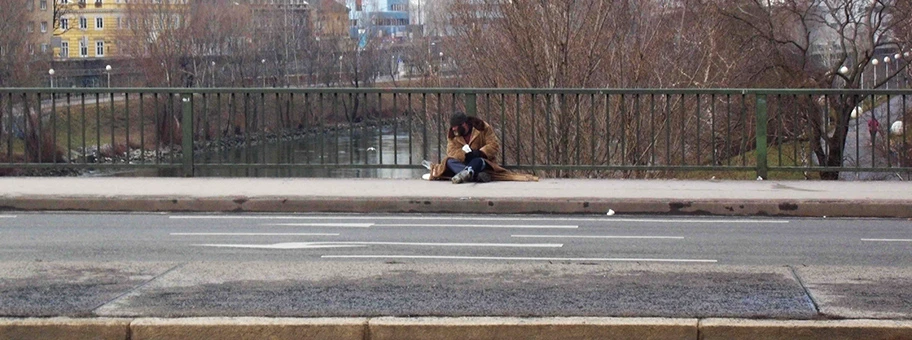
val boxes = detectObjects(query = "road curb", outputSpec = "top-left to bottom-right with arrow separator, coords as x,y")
0,318 -> 130,340
1,317 -> 911,340
1,196 -> 911,218
699,318 -> 912,340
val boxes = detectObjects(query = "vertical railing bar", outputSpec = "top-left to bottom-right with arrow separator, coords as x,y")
590,93 -> 596,168
515,94 -> 521,167
696,94 -> 702,167
289,93 -> 295,166
649,94 -> 655,167
776,94 -> 783,167
110,91 -> 115,164
394,92 -> 399,165
96,93 -> 102,165
82,93 -> 88,165
681,93 -> 686,166
620,94 -> 626,166
710,94 -> 716,166
755,94 -> 768,180
37,93 -> 43,163
890,94 -> 909,171
575,94 -> 581,168
546,94 -> 553,167
420,93 -> 427,161
215,93 -> 222,165
52,92 -> 59,164
124,93 -> 130,166
304,92 -> 311,165
531,94 -> 536,166
6,93 -> 12,163
319,93 -> 325,165
407,93 -> 414,165
665,94 -> 671,165
275,92 -> 282,170
349,93 -> 355,166
500,93 -> 506,165
886,94 -> 891,167
635,94 -> 641,169
378,92 -> 384,165
66,93 -> 73,165
260,92 -> 266,169
150,94 -> 159,163
436,93 -> 442,163
870,93 -> 876,168
243,93 -> 250,171
726,94 -> 732,167
740,93 -> 747,167
139,93 -> 144,165
853,94 -> 859,171
605,94 -> 610,168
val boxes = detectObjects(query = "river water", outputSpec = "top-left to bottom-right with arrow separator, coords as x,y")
195,124 -> 441,179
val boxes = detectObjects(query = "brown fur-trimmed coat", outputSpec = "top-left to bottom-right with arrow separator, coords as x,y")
429,117 -> 538,182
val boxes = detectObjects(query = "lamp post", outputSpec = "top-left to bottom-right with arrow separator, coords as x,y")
48,69 -> 55,88
261,59 -> 266,87
872,58 -> 879,89
210,61 -> 216,88
884,56 -> 891,89
105,65 -> 112,88
338,55 -> 343,86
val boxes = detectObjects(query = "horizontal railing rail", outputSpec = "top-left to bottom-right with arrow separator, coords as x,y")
0,88 -> 908,180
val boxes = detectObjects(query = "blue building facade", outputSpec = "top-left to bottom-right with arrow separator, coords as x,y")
345,0 -> 410,40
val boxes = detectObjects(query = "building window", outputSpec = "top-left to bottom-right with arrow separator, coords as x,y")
96,41 -> 104,56
60,41 -> 68,58
61,18 -> 69,30
40,44 -> 48,53
27,22 -> 35,33
27,0 -> 34,11
40,0 -> 47,10
60,0 -> 68,3
96,17 -> 103,29
40,22 -> 48,33
79,40 -> 87,57
79,17 -> 87,30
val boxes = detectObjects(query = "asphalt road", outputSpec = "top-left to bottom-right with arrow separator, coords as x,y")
0,213 -> 910,319
0,213 -> 909,266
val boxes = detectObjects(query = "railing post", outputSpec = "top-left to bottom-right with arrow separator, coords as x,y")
181,93 -> 194,177
464,93 -> 477,117
755,95 -> 768,180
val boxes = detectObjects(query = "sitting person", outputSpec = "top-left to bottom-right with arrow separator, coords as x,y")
428,112 -> 538,184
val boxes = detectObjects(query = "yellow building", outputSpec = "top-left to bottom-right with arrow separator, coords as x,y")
52,0 -> 129,60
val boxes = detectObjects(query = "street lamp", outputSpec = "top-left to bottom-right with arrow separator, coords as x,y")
872,58 -> 879,89
210,61 -> 216,88
884,56 -> 892,89
338,55 -> 343,86
48,69 -> 55,88
261,59 -> 266,87
105,65 -> 112,88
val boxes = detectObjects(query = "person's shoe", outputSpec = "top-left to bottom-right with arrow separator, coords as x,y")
451,168 -> 474,184
475,171 -> 491,183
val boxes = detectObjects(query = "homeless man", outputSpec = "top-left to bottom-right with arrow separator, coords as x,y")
428,112 -> 538,184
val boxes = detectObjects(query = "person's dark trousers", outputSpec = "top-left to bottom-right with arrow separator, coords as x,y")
446,158 -> 487,176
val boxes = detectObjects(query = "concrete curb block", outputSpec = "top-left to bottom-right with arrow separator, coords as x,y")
368,317 -> 698,340
130,317 -> 367,340
1,197 -> 911,217
699,318 -> 912,340
0,318 -> 130,340
2,317 -> 912,340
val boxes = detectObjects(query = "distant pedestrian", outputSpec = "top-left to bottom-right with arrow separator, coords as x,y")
868,116 -> 880,145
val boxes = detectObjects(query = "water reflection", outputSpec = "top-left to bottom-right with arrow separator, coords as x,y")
197,124 -> 441,179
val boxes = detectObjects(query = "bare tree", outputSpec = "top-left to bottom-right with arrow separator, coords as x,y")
716,0 -> 912,179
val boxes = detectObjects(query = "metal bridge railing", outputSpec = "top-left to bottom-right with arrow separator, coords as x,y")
0,88 -> 909,180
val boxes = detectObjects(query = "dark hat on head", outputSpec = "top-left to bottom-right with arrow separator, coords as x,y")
449,111 -> 468,127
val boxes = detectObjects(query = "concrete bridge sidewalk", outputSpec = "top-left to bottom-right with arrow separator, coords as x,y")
0,177 -> 910,217
2,177 -> 912,340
